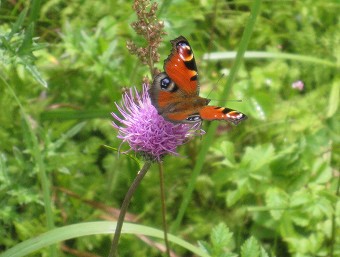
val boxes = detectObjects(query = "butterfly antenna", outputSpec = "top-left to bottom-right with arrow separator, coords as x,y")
206,74 -> 244,103
227,99 -> 243,102
206,73 -> 225,99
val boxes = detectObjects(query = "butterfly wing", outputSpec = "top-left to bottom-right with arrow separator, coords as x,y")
149,72 -> 208,123
199,106 -> 247,125
149,72 -> 183,114
150,36 -> 248,125
164,36 -> 199,96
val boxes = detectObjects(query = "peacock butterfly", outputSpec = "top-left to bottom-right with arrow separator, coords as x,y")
149,36 -> 247,125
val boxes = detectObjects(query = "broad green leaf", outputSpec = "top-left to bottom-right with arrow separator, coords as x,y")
285,233 -> 325,255
211,141 -> 236,168
198,240 -> 211,254
246,93 -> 272,121
265,187 -> 289,220
260,247 -> 269,257
226,179 -> 248,207
290,189 -> 312,207
241,144 -> 275,172
290,211 -> 310,227
241,237 -> 260,257
327,79 -> 339,117
279,214 -> 296,238
211,223 -> 233,250
310,158 -> 332,184
307,195 -> 333,220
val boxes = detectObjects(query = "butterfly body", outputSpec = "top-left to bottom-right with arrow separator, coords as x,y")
149,36 -> 247,125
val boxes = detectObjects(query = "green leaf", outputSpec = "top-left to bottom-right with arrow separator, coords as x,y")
0,154 -> 9,184
212,141 -> 236,168
310,158 -> 332,184
241,237 -> 260,257
279,214 -> 296,238
260,246 -> 270,257
241,144 -> 275,173
211,223 -> 233,250
327,79 -> 339,118
172,0 -> 263,232
18,24 -> 35,56
203,51 -> 339,68
8,8 -> 29,39
28,0 -> 42,23
265,187 -> 289,220
103,145 -> 142,169
290,189 -> 311,207
226,181 -> 247,207
198,240 -> 211,254
53,122 -> 87,149
22,63 -> 48,88
246,92 -> 272,121
0,222 -> 211,257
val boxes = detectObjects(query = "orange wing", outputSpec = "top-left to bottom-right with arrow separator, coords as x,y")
150,36 -> 248,125
149,72 -> 208,123
199,106 -> 247,125
149,72 -> 184,115
164,36 -> 199,95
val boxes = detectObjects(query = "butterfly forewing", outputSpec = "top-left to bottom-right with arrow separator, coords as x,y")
164,36 -> 199,95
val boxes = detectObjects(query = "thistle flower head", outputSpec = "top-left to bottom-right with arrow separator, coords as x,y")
112,84 -> 204,161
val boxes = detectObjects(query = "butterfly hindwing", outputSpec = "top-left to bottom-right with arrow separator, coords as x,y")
199,106 -> 247,125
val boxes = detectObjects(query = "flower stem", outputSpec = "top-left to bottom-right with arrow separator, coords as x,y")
109,160 -> 152,257
158,162 -> 170,257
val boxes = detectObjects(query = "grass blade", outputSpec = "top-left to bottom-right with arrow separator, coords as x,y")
203,51 -> 338,68
0,222 -> 211,257
172,0 -> 263,232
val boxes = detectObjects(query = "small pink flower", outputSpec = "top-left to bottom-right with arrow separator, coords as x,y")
112,84 -> 204,160
292,80 -> 304,91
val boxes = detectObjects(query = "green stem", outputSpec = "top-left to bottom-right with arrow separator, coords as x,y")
171,0 -> 263,232
158,162 -> 171,257
109,160 -> 152,257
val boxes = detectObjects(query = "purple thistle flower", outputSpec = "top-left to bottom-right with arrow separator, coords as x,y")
112,84 -> 204,161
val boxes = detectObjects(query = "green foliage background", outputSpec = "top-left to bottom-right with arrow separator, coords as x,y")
0,0 -> 339,256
